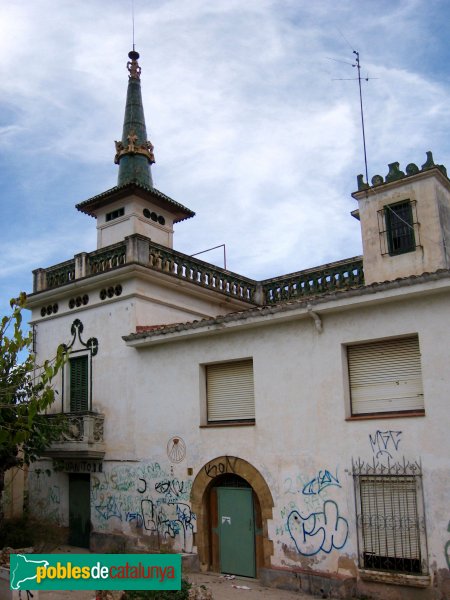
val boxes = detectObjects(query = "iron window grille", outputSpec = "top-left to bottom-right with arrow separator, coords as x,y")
378,200 -> 420,256
352,457 -> 428,576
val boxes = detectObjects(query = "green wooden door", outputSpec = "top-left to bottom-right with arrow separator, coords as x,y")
69,474 -> 91,548
217,487 -> 255,577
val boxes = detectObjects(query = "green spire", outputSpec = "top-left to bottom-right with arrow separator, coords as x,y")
114,49 -> 155,187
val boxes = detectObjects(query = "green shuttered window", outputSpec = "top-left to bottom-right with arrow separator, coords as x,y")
348,336 -> 424,415
206,359 -> 255,422
70,355 -> 88,412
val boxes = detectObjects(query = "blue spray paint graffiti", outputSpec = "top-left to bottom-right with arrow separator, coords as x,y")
369,430 -> 402,459
95,496 -> 122,521
302,469 -> 341,495
287,500 -> 348,556
445,520 -> 450,569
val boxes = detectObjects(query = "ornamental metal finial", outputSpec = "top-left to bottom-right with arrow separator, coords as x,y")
114,128 -> 155,165
127,49 -> 141,80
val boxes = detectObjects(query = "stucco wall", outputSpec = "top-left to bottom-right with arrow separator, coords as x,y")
28,286 -> 450,593
356,175 -> 450,284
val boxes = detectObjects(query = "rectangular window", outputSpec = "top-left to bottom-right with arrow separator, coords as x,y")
347,336 -> 424,416
380,200 -> 417,255
70,355 -> 88,412
106,207 -> 124,222
206,359 -> 255,423
353,459 -> 428,577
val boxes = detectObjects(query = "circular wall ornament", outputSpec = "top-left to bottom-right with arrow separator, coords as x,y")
167,436 -> 186,463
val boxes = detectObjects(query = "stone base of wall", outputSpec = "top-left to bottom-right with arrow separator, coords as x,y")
260,566 -> 356,598
356,571 -> 448,600
0,567 -> 40,600
90,532 -> 199,572
260,566 -> 447,600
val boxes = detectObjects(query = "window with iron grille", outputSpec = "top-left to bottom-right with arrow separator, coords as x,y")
70,355 -> 88,412
378,200 -> 419,256
353,458 -> 428,577
206,359 -> 255,423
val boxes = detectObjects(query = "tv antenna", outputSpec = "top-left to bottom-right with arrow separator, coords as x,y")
131,0 -> 135,50
353,51 -> 369,186
329,50 -> 377,186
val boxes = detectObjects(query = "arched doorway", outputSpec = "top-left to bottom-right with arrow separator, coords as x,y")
190,456 -> 274,575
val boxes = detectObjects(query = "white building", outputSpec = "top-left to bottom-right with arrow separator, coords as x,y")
25,49 -> 450,599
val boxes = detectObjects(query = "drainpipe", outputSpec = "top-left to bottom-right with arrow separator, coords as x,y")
307,304 -> 323,333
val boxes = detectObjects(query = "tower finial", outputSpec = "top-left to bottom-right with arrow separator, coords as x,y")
127,49 -> 141,80
114,49 -> 155,188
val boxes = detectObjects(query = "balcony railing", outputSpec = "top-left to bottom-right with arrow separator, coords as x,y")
33,236 -> 364,306
33,235 -> 257,304
262,257 -> 364,304
43,411 -> 105,459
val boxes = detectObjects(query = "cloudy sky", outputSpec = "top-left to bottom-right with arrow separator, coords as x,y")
1,0 -> 450,318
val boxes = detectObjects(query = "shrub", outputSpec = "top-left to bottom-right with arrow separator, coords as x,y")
0,516 -> 67,550
121,577 -> 192,599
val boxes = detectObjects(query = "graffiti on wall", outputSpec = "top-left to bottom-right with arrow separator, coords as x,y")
204,456 -> 238,479
140,499 -> 195,550
369,430 -> 402,459
279,466 -> 348,557
287,500 -> 349,556
445,520 -> 450,569
302,469 -> 341,496
28,470 -> 61,523
90,462 -> 195,552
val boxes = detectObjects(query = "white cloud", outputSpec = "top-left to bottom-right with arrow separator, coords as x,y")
0,0 -> 449,311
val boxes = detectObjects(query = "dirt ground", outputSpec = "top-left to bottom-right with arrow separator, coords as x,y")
32,546 -> 316,600
40,571 -> 314,600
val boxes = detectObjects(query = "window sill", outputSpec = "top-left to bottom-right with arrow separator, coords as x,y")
346,411 -> 425,421
200,421 -> 255,428
359,569 -> 430,588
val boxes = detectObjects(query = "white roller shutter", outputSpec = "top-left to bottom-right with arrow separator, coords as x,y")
348,336 -> 423,415
360,476 -> 421,562
206,360 -> 255,422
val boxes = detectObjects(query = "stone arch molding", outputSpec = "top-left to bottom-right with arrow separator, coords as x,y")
190,455 -> 274,571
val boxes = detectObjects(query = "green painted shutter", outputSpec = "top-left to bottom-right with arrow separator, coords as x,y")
207,360 -> 254,422
70,356 -> 88,412
348,336 -> 424,415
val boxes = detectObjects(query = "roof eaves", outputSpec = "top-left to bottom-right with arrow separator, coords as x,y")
76,182 -> 195,222
123,268 -> 450,344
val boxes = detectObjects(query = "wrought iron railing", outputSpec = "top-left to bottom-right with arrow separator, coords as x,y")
352,457 -> 428,576
262,257 -> 364,304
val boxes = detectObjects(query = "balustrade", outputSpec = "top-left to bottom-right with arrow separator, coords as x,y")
34,237 -> 363,306
44,412 -> 105,459
262,258 -> 364,304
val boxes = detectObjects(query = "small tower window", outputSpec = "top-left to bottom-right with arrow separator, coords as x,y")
106,207 -> 125,222
378,200 -> 418,256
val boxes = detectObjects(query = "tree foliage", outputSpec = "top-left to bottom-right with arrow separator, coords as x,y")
0,293 -> 66,496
